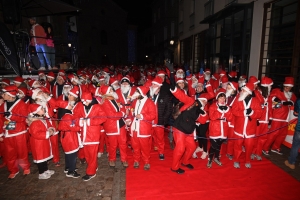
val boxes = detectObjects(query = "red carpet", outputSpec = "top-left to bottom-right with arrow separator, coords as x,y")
126,138 -> 300,200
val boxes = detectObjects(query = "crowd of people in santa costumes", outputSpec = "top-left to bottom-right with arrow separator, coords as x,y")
0,62 -> 298,181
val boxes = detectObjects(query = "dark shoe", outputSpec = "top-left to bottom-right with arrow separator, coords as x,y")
262,150 -> 270,156
109,161 -> 116,167
133,162 -> 139,169
159,154 -> 165,160
122,161 -> 129,168
171,168 -> 185,174
64,167 -> 78,173
181,163 -> 194,170
66,171 -> 81,178
271,149 -> 283,155
80,158 -> 86,164
82,174 -> 96,181
207,160 -> 212,168
144,163 -> 150,170
226,154 -> 233,160
213,158 -> 222,166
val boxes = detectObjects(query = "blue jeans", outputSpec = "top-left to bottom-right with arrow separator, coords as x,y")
47,46 -> 55,67
35,44 -> 50,68
288,130 -> 300,164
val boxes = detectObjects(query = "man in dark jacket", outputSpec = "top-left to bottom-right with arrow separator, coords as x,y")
148,76 -> 172,160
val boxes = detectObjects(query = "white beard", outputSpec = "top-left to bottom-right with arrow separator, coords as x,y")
36,99 -> 47,108
69,100 -> 75,106
63,87 -> 71,96
226,88 -> 234,98
267,86 -> 271,95
238,91 -> 249,101
150,87 -> 159,96
176,73 -> 185,78
112,84 -> 120,91
204,74 -> 211,81
131,91 -> 140,100
284,91 -> 292,100
121,85 -> 131,94
221,83 -> 228,90
192,82 -> 198,88
238,80 -> 246,88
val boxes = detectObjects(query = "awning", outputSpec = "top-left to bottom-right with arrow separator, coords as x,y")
200,2 -> 253,24
21,0 -> 81,17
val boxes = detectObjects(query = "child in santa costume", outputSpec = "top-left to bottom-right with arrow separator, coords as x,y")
27,104 -> 55,179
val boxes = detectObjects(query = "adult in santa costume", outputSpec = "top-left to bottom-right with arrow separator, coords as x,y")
68,73 -> 88,97
51,74 -> 66,99
207,90 -> 233,168
148,76 -> 172,160
100,86 -> 128,168
0,86 -> 31,179
74,91 -> 107,181
251,77 -> 273,160
231,83 -> 262,168
27,104 -> 55,179
262,77 -> 296,155
128,86 -> 156,170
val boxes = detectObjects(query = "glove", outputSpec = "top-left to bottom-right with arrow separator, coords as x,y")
273,97 -> 281,103
223,106 -> 228,111
282,101 -> 293,106
199,109 -> 205,115
268,120 -> 272,126
165,62 -> 174,72
3,112 -> 11,117
186,70 -> 190,76
246,108 -> 252,115
199,68 -> 204,75
219,106 -> 227,111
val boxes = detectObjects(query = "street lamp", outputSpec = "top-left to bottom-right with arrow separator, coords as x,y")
68,43 -> 72,47
170,40 -> 174,45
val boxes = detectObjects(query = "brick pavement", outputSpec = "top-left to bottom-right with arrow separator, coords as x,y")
0,144 -> 299,200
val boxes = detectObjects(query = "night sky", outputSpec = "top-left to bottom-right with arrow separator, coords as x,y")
112,0 -> 154,31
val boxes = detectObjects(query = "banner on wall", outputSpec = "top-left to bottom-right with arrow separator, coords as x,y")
283,108 -> 298,148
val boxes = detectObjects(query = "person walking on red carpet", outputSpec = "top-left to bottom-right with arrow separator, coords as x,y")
231,83 -> 262,168
128,86 -> 156,170
0,86 -> 31,179
207,90 -> 233,168
262,77 -> 296,156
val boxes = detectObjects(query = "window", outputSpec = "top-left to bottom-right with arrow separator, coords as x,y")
204,0 -> 214,18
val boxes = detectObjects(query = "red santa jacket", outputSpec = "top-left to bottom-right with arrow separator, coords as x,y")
208,102 -> 233,139
101,97 -> 126,135
0,99 -> 28,138
58,113 -> 81,154
115,86 -> 136,109
29,119 -> 54,163
231,97 -> 263,138
269,88 -> 296,122
74,102 -> 106,145
129,97 -> 156,137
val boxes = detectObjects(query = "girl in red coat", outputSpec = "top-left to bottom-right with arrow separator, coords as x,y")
27,104 -> 55,179
207,91 -> 233,168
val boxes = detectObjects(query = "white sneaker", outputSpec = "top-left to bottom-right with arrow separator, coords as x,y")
39,172 -> 51,179
195,147 -> 203,153
45,170 -> 55,175
39,67 -> 46,70
48,66 -> 52,70
201,152 -> 208,159
97,152 -> 103,158
192,152 -> 198,158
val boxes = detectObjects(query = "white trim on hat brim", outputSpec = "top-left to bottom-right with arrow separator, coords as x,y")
283,84 -> 293,87
2,89 -> 16,97
243,86 -> 252,94
69,91 -> 78,98
151,81 -> 162,86
261,83 -> 273,87
31,105 -> 43,115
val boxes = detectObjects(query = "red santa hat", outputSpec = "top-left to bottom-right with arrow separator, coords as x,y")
260,77 -> 273,87
175,77 -> 185,84
157,70 -> 166,76
31,88 -> 42,100
144,79 -> 152,88
239,75 -> 247,80
120,76 -> 131,84
56,74 -> 66,82
212,73 -> 220,80
102,67 -> 110,73
216,88 -> 226,100
69,86 -> 79,98
28,79 -> 39,88
38,71 -> 45,76
198,93 -> 210,102
100,85 -> 111,95
283,77 -> 294,87
28,104 -> 43,115
13,76 -> 24,84
219,70 -> 226,76
228,71 -> 237,78
46,71 -> 55,79
109,76 -> 118,85
152,76 -> 163,86
2,85 -> 18,97
137,86 -> 149,97
68,74 -> 76,82
81,92 -> 92,102
0,78 -> 10,86
204,68 -> 211,74
220,75 -> 229,83
228,81 -> 238,91
248,76 -> 260,85
18,87 -> 28,97
242,83 -> 254,95
58,69 -> 65,76
39,86 -> 50,95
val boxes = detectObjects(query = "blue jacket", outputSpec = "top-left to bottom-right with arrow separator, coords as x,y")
294,98 -> 300,131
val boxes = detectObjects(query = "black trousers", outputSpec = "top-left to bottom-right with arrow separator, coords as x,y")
65,151 -> 78,172
196,123 -> 209,152
209,138 -> 224,160
37,161 -> 48,174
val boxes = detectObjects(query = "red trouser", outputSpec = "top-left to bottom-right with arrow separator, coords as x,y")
263,121 -> 287,151
153,126 -> 165,154
83,144 -> 98,175
253,123 -> 268,156
4,134 -> 30,174
171,128 -> 196,170
107,126 -> 127,162
234,136 -> 255,163
131,131 -> 151,164
98,130 -> 107,153
226,127 -> 235,156
50,134 -> 60,163
78,147 -> 85,159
